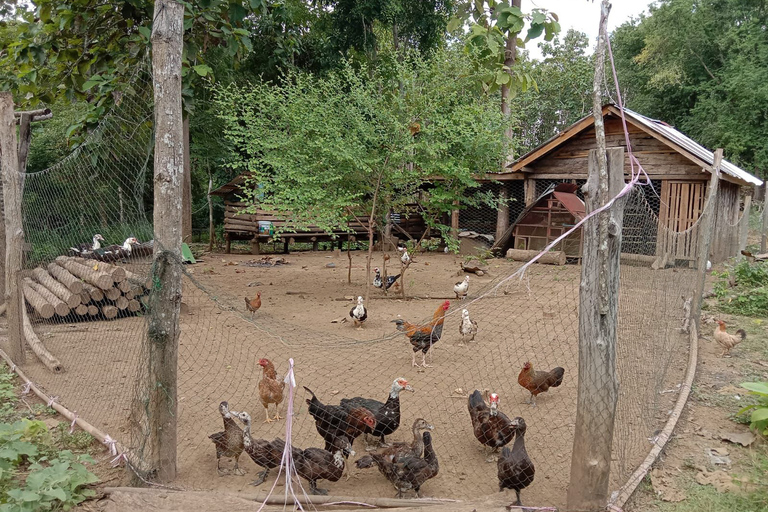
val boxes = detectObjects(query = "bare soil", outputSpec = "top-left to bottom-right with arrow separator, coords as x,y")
4,249 -> 695,510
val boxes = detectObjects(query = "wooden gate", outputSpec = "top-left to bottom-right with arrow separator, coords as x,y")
655,180 -> 706,265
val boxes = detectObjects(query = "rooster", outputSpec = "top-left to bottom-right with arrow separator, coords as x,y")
392,300 -> 450,368
374,268 -> 400,290
454,276 -> 469,300
458,309 -> 478,345
258,358 -> 284,422
245,292 -> 261,319
517,362 -> 565,406
713,320 -> 746,357
349,296 -> 367,329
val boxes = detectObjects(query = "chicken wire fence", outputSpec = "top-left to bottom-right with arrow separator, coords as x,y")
0,69 -> 707,511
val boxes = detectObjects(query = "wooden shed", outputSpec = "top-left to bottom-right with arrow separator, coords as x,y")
210,175 -> 428,253
492,104 -> 763,265
511,183 -> 585,260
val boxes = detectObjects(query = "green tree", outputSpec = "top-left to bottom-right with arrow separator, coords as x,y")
214,47 -> 511,297
610,0 -> 768,176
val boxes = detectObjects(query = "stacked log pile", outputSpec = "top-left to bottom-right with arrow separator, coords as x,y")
22,256 -> 149,322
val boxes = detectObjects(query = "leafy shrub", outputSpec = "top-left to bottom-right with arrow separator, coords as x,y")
712,260 -> 768,317
0,370 -> 16,423
738,382 -> 768,436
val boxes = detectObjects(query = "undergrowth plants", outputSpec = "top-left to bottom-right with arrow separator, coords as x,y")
711,259 -> 768,317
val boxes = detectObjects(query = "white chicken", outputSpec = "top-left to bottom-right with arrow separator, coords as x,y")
349,296 -> 368,329
458,309 -> 478,345
400,249 -> 411,266
454,276 -> 470,300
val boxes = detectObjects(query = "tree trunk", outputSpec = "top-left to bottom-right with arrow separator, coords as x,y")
495,185 -> 509,242
208,175 -> 215,252
0,92 -> 25,363
132,0 -> 184,484
182,114 -> 192,242
500,0 -> 521,168
364,171 -> 384,303
347,235 -> 353,284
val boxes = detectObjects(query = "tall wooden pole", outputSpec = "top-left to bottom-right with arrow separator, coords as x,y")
207,174 -> 215,252
761,182 -> 768,253
568,2 -> 623,510
0,93 -> 25,363
182,115 -> 192,242
143,0 -> 184,483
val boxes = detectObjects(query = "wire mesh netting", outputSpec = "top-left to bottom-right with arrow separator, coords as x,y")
0,68 -> 710,511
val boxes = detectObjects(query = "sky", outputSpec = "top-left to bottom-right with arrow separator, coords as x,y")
525,0 -> 655,60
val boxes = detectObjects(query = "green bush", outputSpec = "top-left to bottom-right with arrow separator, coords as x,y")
712,260 -> 768,317
738,382 -> 768,436
0,420 -> 98,511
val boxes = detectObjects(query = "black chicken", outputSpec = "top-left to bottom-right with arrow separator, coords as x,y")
355,418 -> 433,470
373,268 -> 400,290
340,377 -> 414,447
497,417 -> 535,507
234,411 -> 286,486
304,386 -> 377,451
468,390 -> 516,462
208,401 -> 245,476
367,431 -> 439,498
294,436 -> 354,495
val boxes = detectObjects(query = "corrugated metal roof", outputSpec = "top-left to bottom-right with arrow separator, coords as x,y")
619,107 -> 763,187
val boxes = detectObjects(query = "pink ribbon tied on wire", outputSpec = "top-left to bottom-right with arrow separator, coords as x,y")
111,452 -> 127,467
103,436 -> 118,457
69,412 -> 78,434
21,382 -> 32,395
47,396 -> 58,408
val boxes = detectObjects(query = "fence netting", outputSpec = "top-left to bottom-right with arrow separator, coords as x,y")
1,69 -> 703,511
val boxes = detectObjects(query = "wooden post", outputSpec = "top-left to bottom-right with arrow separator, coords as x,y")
133,0 -> 184,484
495,185 -> 510,242
568,3 -> 620,510
690,149 -> 722,329
524,177 -> 536,206
568,147 -> 626,511
738,193 -> 752,259
450,200 -> 460,241
0,92 -> 25,363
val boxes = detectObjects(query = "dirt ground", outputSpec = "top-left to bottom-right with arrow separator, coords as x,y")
4,248 -> 695,510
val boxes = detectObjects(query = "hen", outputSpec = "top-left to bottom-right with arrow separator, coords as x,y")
355,418 -> 433,470
714,320 -> 746,357
304,386 -> 376,451
208,401 -> 245,476
458,309 -> 478,345
245,292 -> 261,319
70,234 -> 105,255
349,296 -> 368,329
258,358 -> 284,422
294,435 -> 354,495
468,390 -> 516,462
392,300 -> 450,368
235,411 -> 286,486
364,431 -> 439,498
340,378 -> 414,447
374,268 -> 401,290
497,417 -> 534,507
518,362 -> 565,406
454,276 -> 469,300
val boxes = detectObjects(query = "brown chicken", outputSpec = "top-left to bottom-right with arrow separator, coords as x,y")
258,358 -> 284,422
517,362 -> 565,406
497,417 -> 534,507
208,401 -> 245,476
245,292 -> 261,318
234,411 -> 286,486
468,390 -> 516,462
392,300 -> 450,368
714,320 -> 746,357
355,418 -> 433,470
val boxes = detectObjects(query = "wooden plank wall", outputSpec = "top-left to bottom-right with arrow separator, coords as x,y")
710,181 -> 741,264
656,181 -> 706,262
526,116 -> 708,181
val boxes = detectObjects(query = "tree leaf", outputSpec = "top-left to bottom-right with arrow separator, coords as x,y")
193,64 -> 213,77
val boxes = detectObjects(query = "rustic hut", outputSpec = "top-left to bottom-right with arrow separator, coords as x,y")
509,183 -> 585,261
210,175 -> 428,253
489,104 -> 762,265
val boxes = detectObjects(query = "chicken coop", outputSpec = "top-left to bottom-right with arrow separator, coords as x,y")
510,183 -> 585,261
491,104 -> 762,265
210,175 -> 429,253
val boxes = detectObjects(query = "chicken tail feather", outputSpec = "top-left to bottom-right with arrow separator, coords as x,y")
550,367 -> 565,387
736,329 -> 747,340
468,389 -> 485,410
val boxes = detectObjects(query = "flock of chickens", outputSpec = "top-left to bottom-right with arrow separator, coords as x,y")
210,357 -> 565,506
